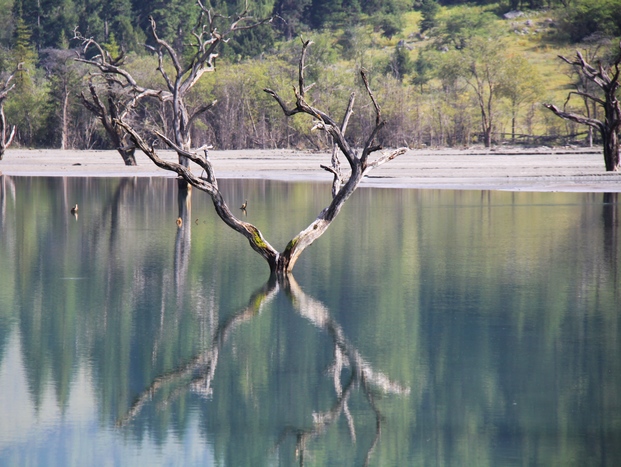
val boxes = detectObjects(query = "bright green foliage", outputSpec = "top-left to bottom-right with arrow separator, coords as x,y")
497,53 -> 544,140
102,32 -> 121,59
436,6 -> 499,49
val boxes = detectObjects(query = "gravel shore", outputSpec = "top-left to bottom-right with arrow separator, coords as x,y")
1,147 -> 620,192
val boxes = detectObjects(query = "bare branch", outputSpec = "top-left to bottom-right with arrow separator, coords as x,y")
544,103 -> 602,130
187,100 -> 217,127
149,16 -> 183,76
0,66 -> 20,159
359,71 -> 386,163
363,148 -> 408,175
361,70 -> 381,126
564,90 -> 605,108
264,40 -> 357,167
298,38 -> 313,98
264,41 -> 406,271
116,118 -> 281,268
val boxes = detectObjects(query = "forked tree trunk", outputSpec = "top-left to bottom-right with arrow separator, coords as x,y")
114,40 -> 406,276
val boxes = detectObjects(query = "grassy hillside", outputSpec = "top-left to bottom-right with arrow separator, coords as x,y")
272,2 -> 609,147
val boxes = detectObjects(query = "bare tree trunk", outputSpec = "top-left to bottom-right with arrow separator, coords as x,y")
115,40 -> 406,276
483,123 -> 492,148
602,128 -> 620,172
0,68 -> 18,160
61,84 -> 69,150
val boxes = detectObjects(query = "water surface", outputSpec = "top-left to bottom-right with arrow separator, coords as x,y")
0,176 -> 619,466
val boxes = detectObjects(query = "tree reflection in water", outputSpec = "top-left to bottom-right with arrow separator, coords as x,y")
117,269 -> 409,464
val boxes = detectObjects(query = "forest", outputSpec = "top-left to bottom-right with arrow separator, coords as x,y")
1,0 -> 621,152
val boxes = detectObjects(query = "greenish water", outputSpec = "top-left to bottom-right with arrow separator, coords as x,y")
0,176 -> 619,466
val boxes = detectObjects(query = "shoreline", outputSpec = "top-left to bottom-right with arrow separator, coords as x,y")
1,147 -> 620,192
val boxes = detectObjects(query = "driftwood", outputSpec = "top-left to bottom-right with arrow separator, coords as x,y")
0,66 -> 18,160
544,44 -> 621,171
116,39 -> 406,275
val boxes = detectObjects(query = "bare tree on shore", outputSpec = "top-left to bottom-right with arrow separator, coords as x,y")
75,0 -> 269,166
545,44 -> 621,172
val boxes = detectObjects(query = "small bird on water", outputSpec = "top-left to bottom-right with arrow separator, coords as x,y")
240,199 -> 248,210
71,204 -> 78,214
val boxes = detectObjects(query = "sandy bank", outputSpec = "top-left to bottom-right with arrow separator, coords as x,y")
1,147 -> 620,192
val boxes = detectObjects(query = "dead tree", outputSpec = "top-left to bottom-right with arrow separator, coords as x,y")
116,40 -> 406,276
0,67 -> 18,160
78,74 -> 140,165
76,1 -> 269,167
544,44 -> 621,172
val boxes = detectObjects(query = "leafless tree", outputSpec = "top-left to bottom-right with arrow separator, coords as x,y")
116,40 -> 406,276
0,67 -> 18,160
76,1 -> 270,167
544,44 -> 621,172
77,71 -> 140,165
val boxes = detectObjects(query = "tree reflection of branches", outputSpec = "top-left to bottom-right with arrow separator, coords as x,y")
277,274 -> 410,466
117,273 -> 409,465
0,175 -> 16,225
116,275 -> 280,427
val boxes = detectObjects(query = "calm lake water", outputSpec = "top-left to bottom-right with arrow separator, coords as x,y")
0,176 -> 619,466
